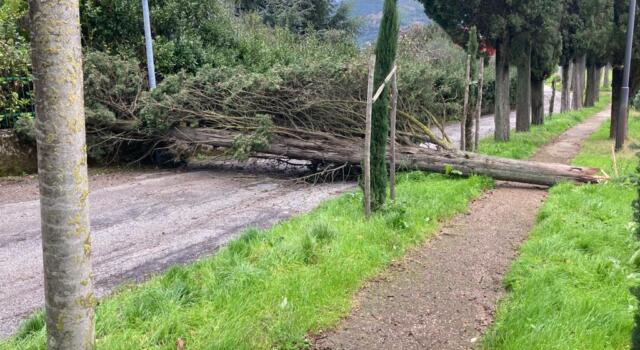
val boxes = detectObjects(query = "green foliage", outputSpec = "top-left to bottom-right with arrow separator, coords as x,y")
0,173 -> 490,349
0,0 -> 31,125
236,0 -> 360,37
79,0 -> 359,75
232,114 -> 274,160
369,0 -> 399,211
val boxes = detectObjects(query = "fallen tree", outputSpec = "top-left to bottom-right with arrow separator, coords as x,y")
169,127 -> 604,186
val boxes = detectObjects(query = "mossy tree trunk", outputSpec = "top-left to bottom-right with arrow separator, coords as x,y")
516,44 -> 532,132
494,37 -> 511,141
29,0 -> 96,348
370,0 -> 399,210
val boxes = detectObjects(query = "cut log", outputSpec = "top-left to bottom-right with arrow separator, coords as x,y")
170,128 -> 605,187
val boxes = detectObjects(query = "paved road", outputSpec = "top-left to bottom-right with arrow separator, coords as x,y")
0,85 -> 563,338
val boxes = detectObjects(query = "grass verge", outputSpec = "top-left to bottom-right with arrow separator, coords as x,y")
2,173 -> 491,350
483,110 -> 640,349
479,95 -> 611,159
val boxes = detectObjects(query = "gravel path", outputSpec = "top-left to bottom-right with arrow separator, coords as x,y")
313,107 -> 609,350
0,86 -> 562,338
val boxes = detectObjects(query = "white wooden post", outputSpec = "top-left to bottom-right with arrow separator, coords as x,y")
364,55 -> 376,218
390,67 -> 398,201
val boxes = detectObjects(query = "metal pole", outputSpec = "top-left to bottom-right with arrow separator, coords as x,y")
142,0 -> 157,89
616,0 -> 636,151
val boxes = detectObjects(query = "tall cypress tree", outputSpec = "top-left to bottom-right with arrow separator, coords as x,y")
370,0 -> 399,210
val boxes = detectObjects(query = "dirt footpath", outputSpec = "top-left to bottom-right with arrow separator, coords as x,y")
314,108 -> 610,350
0,169 -> 353,337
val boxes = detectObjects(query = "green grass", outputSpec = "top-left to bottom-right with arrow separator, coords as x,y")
483,107 -> 640,349
2,173 -> 491,350
479,94 -> 611,159
573,110 -> 640,177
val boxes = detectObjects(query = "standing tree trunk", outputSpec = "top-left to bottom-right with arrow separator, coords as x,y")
494,37 -> 511,141
561,63 -> 570,112
572,55 -> 586,110
568,61 -> 574,94
516,46 -> 532,132
595,67 -> 602,102
474,58 -> 485,152
611,66 -> 623,139
29,0 -> 95,349
531,77 -> 545,125
549,79 -> 556,116
370,0 -> 399,210
465,27 -> 479,150
461,54 -> 471,150
604,64 -> 611,87
584,64 -> 597,107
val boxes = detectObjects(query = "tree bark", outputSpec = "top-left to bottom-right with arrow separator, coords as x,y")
474,58 -> 485,152
29,0 -> 95,349
531,77 -> 544,125
494,38 -> 511,141
595,67 -> 602,102
461,54 -> 471,150
584,64 -> 597,107
516,47 -> 531,132
572,55 -> 586,110
610,67 -> 623,139
170,128 -> 604,187
568,61 -> 574,94
549,79 -> 556,116
561,63 -> 570,112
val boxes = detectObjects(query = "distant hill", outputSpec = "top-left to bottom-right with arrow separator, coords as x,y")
345,0 -> 431,45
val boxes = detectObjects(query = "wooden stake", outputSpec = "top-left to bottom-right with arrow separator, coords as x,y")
612,144 -> 620,177
474,58 -> 484,152
364,55 -> 376,218
390,68 -> 398,201
549,79 -> 556,117
461,54 -> 471,150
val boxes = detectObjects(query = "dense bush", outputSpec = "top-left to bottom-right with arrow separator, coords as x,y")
0,0 -> 31,128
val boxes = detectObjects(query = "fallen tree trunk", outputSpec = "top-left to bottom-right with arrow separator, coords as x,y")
170,128 -> 604,186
